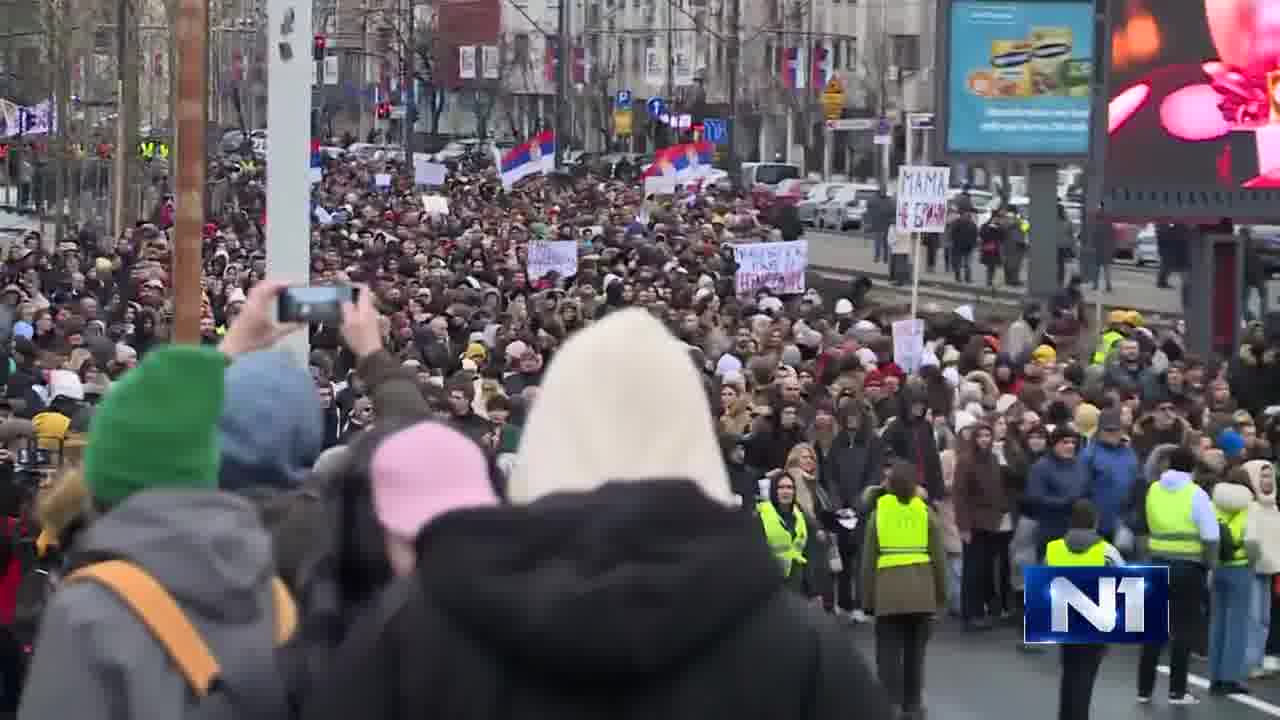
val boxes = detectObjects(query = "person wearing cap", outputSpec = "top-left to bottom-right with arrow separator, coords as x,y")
1091,310 -> 1131,365
1078,408 -> 1139,545
1134,446 -> 1220,705
1002,301 -> 1044,363
19,280 -> 304,720
1045,499 -> 1124,720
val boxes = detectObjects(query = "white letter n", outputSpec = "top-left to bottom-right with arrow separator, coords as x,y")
1051,577 -> 1116,633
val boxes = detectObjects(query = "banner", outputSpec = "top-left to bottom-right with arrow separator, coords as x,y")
892,319 -> 926,375
731,240 -> 807,296
527,240 -> 578,280
895,165 -> 951,233
644,47 -> 663,87
459,45 -> 478,80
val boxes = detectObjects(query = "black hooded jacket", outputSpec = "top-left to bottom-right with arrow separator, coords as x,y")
301,480 -> 890,720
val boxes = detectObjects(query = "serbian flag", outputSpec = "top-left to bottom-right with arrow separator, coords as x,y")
780,47 -> 806,90
495,130 -> 555,190
640,141 -> 715,181
811,46 -> 832,90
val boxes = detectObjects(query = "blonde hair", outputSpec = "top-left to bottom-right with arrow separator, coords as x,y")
785,443 -> 819,517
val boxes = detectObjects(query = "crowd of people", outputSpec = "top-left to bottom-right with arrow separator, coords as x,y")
0,143 -> 1276,720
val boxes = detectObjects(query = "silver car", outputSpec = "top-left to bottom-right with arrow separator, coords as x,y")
817,185 -> 879,231
797,183 -> 841,225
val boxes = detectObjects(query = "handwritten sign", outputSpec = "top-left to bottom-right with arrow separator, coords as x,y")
895,165 -> 951,233
413,154 -> 447,186
527,240 -> 578,281
731,240 -> 808,296
892,318 -> 926,374
375,173 -> 392,187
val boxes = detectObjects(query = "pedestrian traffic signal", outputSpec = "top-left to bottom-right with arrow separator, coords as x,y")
313,35 -> 327,61
375,102 -> 391,119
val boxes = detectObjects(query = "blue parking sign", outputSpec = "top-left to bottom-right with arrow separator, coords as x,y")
616,89 -> 632,109
703,118 -> 727,144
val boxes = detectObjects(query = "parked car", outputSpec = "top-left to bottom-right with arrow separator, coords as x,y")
817,184 -> 879,231
741,162 -> 801,190
797,183 -> 842,225
1134,224 -> 1160,266
1246,225 -> 1280,275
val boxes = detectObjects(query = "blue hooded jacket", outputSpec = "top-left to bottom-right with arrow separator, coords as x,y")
218,350 -> 324,492
1080,439 -> 1139,537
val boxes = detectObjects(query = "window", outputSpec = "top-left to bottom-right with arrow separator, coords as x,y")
892,34 -> 920,71
513,33 -> 531,65
764,40 -> 774,71
832,39 -> 842,69
632,37 -> 644,71
846,38 -> 857,70
616,38 -> 625,70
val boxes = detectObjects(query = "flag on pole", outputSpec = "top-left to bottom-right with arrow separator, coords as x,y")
494,130 -> 555,190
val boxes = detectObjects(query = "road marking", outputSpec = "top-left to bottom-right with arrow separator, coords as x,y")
1158,665 -> 1280,717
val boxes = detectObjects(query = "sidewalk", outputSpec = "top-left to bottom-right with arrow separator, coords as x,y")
805,230 -> 1186,318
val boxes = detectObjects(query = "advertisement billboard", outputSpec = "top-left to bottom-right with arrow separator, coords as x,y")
1100,0 -> 1280,220
940,0 -> 1095,159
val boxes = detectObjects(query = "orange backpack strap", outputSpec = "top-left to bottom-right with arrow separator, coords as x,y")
66,560 -> 221,697
271,577 -> 297,646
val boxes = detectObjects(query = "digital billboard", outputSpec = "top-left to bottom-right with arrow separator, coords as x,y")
1101,0 -> 1280,220
940,0 -> 1095,159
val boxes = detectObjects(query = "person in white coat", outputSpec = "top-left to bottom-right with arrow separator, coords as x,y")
1244,460 -> 1280,677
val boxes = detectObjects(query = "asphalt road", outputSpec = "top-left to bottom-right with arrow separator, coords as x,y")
848,619 -> 1280,720
802,227 -> 1280,323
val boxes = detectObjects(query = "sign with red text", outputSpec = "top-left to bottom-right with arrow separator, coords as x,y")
896,165 -> 951,233
732,240 -> 808,296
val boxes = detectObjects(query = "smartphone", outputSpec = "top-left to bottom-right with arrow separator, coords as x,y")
277,286 -> 359,324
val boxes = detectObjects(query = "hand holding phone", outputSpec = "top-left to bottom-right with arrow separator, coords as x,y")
278,286 -> 360,325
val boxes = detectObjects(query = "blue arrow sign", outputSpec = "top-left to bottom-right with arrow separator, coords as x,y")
616,89 -> 632,109
703,118 -> 727,144
646,97 -> 665,117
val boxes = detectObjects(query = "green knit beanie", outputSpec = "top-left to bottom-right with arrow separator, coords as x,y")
84,345 -> 227,507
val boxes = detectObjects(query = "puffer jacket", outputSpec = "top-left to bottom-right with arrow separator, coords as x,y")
1243,460 -> 1280,574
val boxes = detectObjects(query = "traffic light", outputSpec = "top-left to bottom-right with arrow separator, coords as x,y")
313,35 -> 326,61
375,102 -> 391,120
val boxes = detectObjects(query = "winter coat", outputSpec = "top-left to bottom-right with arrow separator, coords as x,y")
826,426 -> 885,510
859,487 -> 949,616
300,480 -> 894,720
953,449 -> 1011,534
1080,439 -> 1140,539
1243,460 -> 1280,574
881,414 -> 944,500
1025,453 -> 1087,545
1214,482 -> 1257,567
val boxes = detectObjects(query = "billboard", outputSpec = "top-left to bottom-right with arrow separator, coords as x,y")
939,0 -> 1095,159
1100,0 -> 1280,219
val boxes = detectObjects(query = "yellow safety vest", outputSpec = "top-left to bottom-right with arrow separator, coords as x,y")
1091,329 -> 1124,365
1146,482 -> 1203,561
875,494 -> 930,569
1217,506 -> 1251,567
1045,538 -> 1110,567
758,501 -> 807,578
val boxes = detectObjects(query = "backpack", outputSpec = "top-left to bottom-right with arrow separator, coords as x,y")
63,560 -> 297,701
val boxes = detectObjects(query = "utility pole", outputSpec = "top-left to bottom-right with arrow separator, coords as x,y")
726,0 -> 740,188
172,0 -> 206,343
359,0 -> 370,140
554,0 -> 570,167
112,0 -> 132,237
50,2 -> 68,251
403,0 -> 415,152
665,0 -> 674,129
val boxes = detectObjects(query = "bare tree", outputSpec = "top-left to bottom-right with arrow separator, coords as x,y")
582,57 -> 616,151
41,0 -> 94,243
852,31 -> 893,118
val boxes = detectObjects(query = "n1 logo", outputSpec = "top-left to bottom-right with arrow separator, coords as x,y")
1023,566 -> 1170,645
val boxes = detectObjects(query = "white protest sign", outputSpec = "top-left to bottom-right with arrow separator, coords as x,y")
892,318 -> 926,375
421,194 -> 449,217
314,206 -> 333,225
527,240 -> 578,280
309,167 -> 323,184
413,154 -> 447,186
643,175 -> 678,196
731,240 -> 808,296
895,165 -> 951,233
375,173 -> 392,187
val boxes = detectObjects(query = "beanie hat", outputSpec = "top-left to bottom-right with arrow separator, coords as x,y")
371,421 -> 498,540
1031,344 -> 1057,364
1217,429 -> 1246,459
83,345 -> 226,506
1073,403 -> 1100,437
1169,446 -> 1197,473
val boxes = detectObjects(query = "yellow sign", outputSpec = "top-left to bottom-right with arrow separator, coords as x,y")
138,140 -> 170,161
614,108 -> 633,137
821,77 -> 846,120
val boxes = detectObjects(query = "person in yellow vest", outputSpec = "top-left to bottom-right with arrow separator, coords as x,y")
860,461 -> 947,720
1136,446 -> 1219,705
757,471 -> 818,600
1045,499 -> 1124,720
1090,310 -> 1130,365
1208,473 -> 1258,696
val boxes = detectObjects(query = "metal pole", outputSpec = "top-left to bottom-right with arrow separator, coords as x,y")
554,0 -> 570,167
666,0 -> 674,121
403,0 -> 415,151
359,1 -> 369,140
266,0 -> 312,362
112,0 -> 128,238
173,0 -> 207,344
726,0 -> 740,188
910,232 -> 920,317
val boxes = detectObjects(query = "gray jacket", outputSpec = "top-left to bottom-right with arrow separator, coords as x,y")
19,491 -> 288,720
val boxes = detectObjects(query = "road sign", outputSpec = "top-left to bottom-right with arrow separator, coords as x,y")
616,89 -> 632,109
908,112 -> 935,130
646,97 -> 665,116
703,118 -> 727,144
820,77 -> 845,121
825,118 -> 875,132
